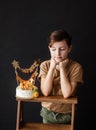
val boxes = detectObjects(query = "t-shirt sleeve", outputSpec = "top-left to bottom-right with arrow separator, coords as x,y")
70,64 -> 84,85
38,61 -> 48,81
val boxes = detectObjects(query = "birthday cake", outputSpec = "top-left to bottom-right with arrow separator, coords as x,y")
16,85 -> 39,99
16,86 -> 33,99
16,80 -> 39,99
12,59 -> 41,99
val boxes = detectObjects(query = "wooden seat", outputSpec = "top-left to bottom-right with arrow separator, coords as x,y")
16,96 -> 77,130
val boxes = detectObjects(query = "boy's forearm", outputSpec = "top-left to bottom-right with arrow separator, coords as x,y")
60,68 -> 72,98
41,68 -> 54,96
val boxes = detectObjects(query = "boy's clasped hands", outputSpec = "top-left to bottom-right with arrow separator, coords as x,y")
50,57 -> 69,71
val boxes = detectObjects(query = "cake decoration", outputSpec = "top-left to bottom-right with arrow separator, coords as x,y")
12,59 -> 41,99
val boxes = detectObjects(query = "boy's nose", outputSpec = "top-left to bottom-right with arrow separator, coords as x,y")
56,49 -> 60,56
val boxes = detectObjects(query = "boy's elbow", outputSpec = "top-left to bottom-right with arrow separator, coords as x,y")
42,91 -> 50,97
43,94 -> 49,97
63,93 -> 71,99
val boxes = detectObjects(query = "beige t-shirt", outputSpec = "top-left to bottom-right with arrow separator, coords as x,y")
38,59 -> 83,114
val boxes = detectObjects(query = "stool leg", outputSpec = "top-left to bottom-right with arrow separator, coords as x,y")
16,100 -> 22,130
71,104 -> 75,130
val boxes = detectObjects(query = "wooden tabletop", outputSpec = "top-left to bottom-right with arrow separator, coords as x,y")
16,95 -> 78,104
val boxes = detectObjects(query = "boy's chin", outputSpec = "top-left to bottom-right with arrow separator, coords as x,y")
55,60 -> 63,63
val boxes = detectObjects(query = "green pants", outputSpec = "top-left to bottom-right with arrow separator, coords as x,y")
40,107 -> 71,124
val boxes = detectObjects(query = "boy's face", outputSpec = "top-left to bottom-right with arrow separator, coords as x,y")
49,40 -> 72,63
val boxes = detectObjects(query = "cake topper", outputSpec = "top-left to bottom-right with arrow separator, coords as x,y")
12,59 -> 41,90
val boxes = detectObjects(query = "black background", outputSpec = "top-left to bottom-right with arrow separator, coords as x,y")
0,1 -> 96,130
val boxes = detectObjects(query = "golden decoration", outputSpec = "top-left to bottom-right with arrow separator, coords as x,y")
12,60 -> 20,69
12,59 -> 41,91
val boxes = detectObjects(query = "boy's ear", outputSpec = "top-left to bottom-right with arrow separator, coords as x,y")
48,46 -> 51,49
68,45 -> 72,52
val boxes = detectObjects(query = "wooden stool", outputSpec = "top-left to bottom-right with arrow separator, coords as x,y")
16,96 -> 77,130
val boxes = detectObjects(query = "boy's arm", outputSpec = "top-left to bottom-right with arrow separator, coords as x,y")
40,67 -> 54,96
59,60 -> 77,98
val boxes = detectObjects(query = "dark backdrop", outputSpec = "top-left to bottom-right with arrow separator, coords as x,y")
0,1 -> 96,130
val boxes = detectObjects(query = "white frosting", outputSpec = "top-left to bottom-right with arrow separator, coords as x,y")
16,86 -> 33,99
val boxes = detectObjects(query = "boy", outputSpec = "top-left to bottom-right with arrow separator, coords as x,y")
38,29 -> 83,124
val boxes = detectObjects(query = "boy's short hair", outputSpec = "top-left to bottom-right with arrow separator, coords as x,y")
48,29 -> 72,47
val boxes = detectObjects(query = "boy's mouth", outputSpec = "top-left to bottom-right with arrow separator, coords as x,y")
54,57 -> 63,62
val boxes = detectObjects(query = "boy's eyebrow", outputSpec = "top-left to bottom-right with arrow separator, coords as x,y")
51,46 -> 66,48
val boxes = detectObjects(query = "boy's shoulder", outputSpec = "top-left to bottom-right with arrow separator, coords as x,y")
41,60 -> 50,65
70,59 -> 81,65
69,59 -> 82,69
